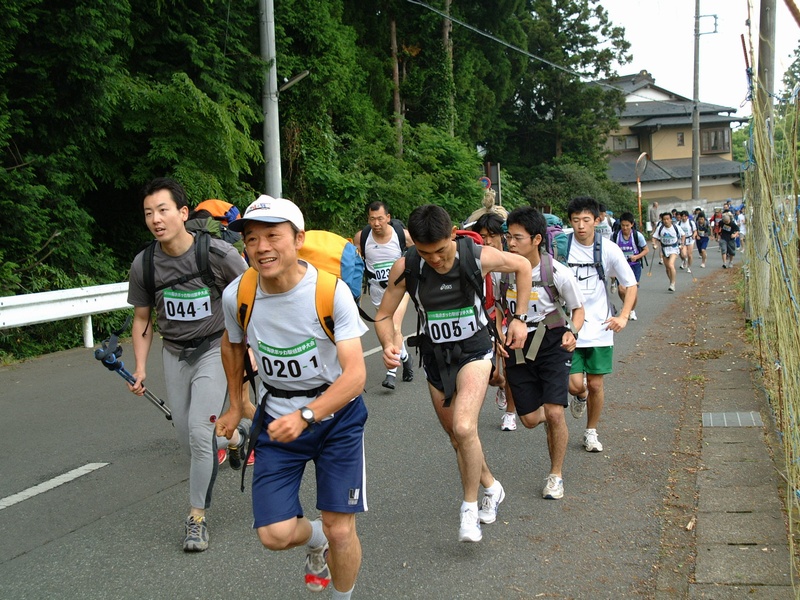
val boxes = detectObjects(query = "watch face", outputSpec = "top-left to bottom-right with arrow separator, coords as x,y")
301,408 -> 314,423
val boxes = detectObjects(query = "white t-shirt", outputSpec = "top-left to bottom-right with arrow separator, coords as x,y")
567,237 -> 636,347
653,223 -> 683,256
736,213 -> 746,235
678,219 -> 696,245
493,259 -> 583,332
595,217 -> 614,240
223,262 -> 368,418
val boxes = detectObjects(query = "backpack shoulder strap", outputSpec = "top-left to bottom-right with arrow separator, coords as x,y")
565,232 -> 574,261
390,219 -> 407,254
359,224 -> 370,257
236,268 -> 259,331
315,269 -> 337,343
142,241 -> 158,306
593,232 -> 606,282
538,251 -> 557,304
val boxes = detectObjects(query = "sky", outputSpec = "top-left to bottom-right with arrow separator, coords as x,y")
600,0 -> 799,115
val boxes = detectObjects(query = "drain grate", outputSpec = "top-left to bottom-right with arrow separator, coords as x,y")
702,411 -> 763,427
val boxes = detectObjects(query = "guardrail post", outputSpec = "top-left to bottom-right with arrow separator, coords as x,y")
82,316 -> 94,348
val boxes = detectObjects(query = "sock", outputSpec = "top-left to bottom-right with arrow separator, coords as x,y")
504,411 -> 515,418
400,342 -> 408,362
331,587 -> 354,600
307,518 -> 327,549
485,479 -> 502,496
461,500 -> 478,513
387,367 -> 397,376
585,428 -> 597,435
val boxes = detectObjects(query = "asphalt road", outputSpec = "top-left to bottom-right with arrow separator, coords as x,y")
0,246 -> 728,599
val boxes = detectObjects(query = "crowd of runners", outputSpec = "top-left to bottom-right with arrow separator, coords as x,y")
125,177 -> 743,598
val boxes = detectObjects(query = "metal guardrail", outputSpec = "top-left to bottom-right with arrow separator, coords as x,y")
0,282 -> 131,348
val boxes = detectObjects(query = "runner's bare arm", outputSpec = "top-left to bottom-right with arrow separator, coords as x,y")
375,258 -> 408,367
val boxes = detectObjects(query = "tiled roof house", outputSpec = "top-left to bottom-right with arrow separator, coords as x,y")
604,70 -> 746,205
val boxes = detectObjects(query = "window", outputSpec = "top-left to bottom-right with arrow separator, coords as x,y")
677,132 -> 685,146
701,128 -> 730,153
613,135 -> 639,151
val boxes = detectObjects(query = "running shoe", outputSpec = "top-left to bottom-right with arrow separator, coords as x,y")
401,356 -> 414,382
304,542 -> 331,592
458,507 -> 482,542
228,426 -> 249,471
478,483 -> 506,524
542,474 -> 564,499
500,412 -> 517,431
668,282 -> 676,292
217,448 -> 227,466
183,515 -> 209,552
722,264 -> 728,269
570,395 -> 587,419
495,387 -> 507,411
701,263 -> 706,268
687,267 -> 692,273
382,373 -> 396,390
583,429 -> 603,452
629,310 -> 637,321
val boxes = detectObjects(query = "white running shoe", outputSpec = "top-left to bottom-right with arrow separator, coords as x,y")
478,483 -> 506,524
701,263 -> 706,268
583,429 -> 603,452
668,282 -> 676,292
687,267 -> 692,273
500,412 -> 517,431
569,395 -> 587,419
629,310 -> 637,321
542,474 -> 564,499
495,388 -> 507,411
458,507 -> 482,542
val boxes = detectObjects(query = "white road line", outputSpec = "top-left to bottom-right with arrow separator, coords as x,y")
363,334 -> 410,358
0,462 -> 109,511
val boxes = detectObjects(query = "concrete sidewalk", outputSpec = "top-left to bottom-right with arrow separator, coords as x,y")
656,271 -> 796,598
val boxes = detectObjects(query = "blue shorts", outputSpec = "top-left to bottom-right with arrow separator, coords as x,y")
628,262 -> 642,282
696,237 -> 709,252
251,396 -> 368,528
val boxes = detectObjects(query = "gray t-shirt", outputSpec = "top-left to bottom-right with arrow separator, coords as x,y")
222,262 -> 368,418
128,234 -> 247,354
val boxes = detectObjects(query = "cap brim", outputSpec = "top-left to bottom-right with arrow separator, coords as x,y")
228,216 -> 291,233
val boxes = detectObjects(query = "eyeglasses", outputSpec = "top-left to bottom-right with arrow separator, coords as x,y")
503,233 -> 534,243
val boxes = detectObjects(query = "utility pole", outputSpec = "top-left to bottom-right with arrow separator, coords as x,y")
691,1 -> 717,202
260,0 -> 281,197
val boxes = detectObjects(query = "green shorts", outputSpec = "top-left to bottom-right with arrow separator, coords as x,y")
570,346 -> 614,375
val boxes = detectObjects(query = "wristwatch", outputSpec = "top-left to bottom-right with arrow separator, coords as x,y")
511,313 -> 529,323
300,406 -> 316,427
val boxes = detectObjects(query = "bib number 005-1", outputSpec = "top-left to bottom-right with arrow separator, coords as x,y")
426,307 -> 477,342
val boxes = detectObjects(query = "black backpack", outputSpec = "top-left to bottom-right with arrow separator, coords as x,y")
141,230 -> 227,307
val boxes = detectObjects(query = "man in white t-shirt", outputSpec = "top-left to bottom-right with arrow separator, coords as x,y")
217,197 -> 368,599
353,201 -> 415,390
565,197 -> 638,453
499,206 -> 584,500
652,213 -> 685,292
677,211 -> 697,272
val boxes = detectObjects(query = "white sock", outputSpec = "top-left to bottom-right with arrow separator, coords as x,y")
461,500 -> 478,513
485,479 -> 503,496
387,368 -> 397,376
331,586 -> 354,600
307,518 -> 327,549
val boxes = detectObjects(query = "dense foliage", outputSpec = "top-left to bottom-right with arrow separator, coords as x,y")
1,0 -> 634,358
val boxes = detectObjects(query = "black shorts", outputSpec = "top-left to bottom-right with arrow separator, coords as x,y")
422,347 -> 494,393
504,327 -> 572,416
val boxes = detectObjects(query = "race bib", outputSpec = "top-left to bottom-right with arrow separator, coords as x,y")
372,260 -> 394,283
163,288 -> 212,321
257,338 -> 322,382
505,288 -> 539,317
426,306 -> 478,342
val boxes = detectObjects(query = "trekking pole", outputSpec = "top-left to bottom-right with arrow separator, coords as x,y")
93,316 -> 172,420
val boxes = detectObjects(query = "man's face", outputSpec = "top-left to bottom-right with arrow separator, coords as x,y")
505,224 -> 540,262
414,237 -> 456,274
569,211 -> 599,245
478,228 -> 503,251
143,189 -> 187,244
243,221 -> 303,281
662,215 -> 672,227
620,220 -> 633,236
368,208 -> 390,235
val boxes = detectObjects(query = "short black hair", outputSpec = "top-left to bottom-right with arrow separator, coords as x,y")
619,212 -> 635,225
567,196 -> 600,220
142,177 -> 189,210
367,200 -> 390,214
408,205 -> 452,244
507,206 -> 546,250
472,212 -> 504,235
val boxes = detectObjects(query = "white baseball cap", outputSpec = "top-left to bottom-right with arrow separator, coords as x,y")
229,195 -> 305,232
